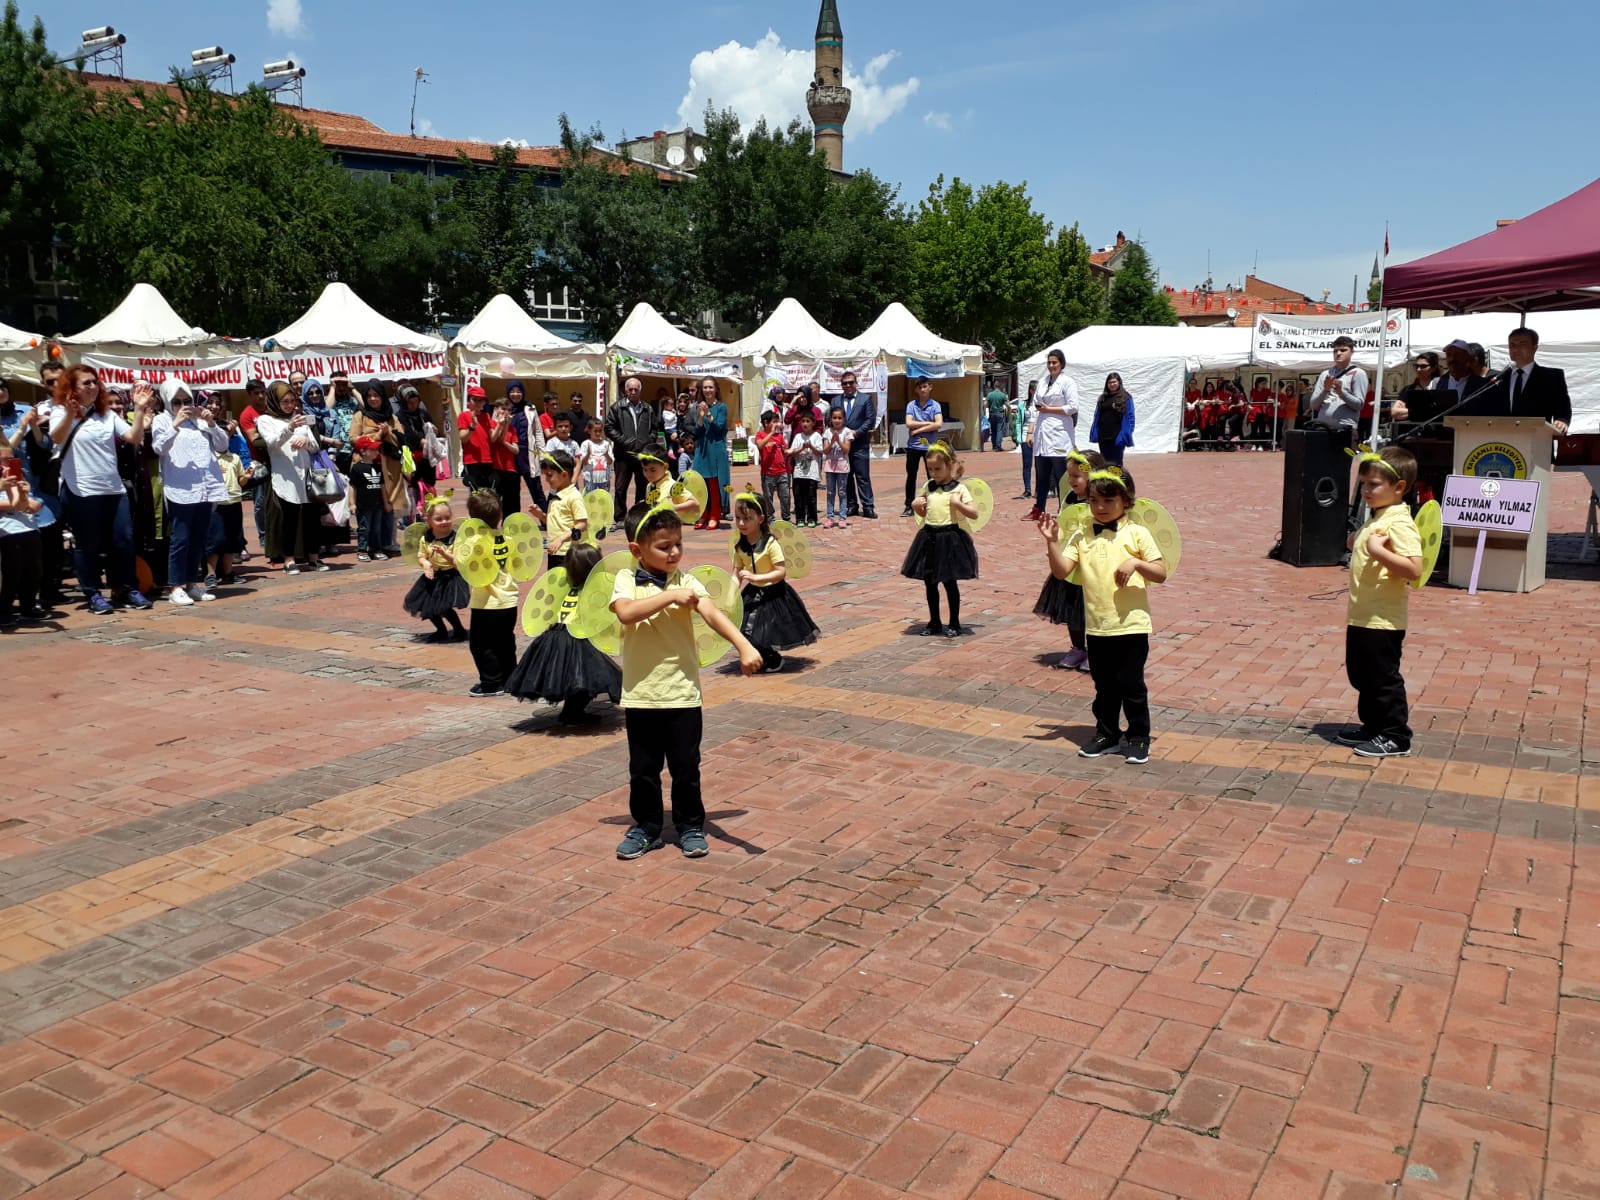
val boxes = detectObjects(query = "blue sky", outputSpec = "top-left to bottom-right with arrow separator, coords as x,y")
29,0 -> 1600,308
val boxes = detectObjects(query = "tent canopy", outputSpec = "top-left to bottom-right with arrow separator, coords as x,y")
858,302 -> 981,368
0,318 -> 42,353
1023,325 -> 1253,374
609,303 -> 731,358
1383,176 -> 1600,313
451,293 -> 603,355
269,282 -> 445,353
62,283 -> 214,347
725,297 -> 868,360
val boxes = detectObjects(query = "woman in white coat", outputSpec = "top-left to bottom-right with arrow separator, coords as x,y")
150,379 -> 228,604
1026,349 -> 1079,519
255,380 -> 326,573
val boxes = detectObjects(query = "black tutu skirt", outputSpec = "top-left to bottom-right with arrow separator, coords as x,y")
740,581 -> 819,652
403,569 -> 470,621
900,524 -> 979,582
1034,575 -> 1084,628
505,623 -> 622,705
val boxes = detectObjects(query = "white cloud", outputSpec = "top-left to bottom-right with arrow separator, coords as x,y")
267,0 -> 305,37
676,30 -> 919,137
923,111 -> 951,132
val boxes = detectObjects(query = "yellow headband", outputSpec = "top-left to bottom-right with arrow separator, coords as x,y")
1356,451 -> 1401,479
1088,466 -> 1128,486
734,489 -> 764,512
636,451 -> 666,466
1066,450 -> 1092,469
926,439 -> 956,460
540,452 -> 568,469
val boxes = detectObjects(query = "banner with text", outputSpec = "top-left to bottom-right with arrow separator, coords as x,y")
250,348 -> 447,383
611,352 -> 743,381
1250,311 -> 1408,370
83,352 -> 252,389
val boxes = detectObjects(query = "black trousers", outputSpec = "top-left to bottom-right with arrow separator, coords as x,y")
904,447 -> 927,508
494,469 -> 522,523
1086,633 -> 1150,740
0,531 -> 42,616
469,607 -> 517,690
625,707 -> 704,836
845,442 -> 875,516
794,478 -> 818,524
522,471 -> 547,514
37,522 -> 65,603
1034,455 -> 1067,510
615,455 -> 648,518
1345,626 -> 1410,746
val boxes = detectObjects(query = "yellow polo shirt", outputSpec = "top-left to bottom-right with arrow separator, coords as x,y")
610,568 -> 710,708
922,482 -> 973,528
1348,503 -> 1422,631
546,485 -> 587,550
1063,522 -> 1162,636
733,535 -> 785,586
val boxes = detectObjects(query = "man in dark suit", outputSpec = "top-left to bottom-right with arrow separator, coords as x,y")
840,371 -> 878,519
1462,327 -> 1571,433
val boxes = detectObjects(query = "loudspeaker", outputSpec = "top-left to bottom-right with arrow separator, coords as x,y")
1279,429 -> 1349,566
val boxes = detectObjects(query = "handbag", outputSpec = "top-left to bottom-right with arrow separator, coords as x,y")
305,449 -> 343,503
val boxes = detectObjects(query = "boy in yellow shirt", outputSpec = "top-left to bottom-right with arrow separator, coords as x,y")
1340,446 -> 1423,758
610,501 -> 761,860
528,449 -> 587,568
466,489 -> 519,698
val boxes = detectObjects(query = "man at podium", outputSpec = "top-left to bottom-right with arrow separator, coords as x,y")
1460,327 -> 1570,434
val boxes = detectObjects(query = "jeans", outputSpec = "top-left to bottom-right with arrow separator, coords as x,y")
826,473 -> 848,518
845,442 -> 875,515
904,447 -> 928,509
761,473 -> 792,522
1346,626 -> 1410,746
625,707 -> 704,836
989,414 -> 1007,450
166,500 -> 214,587
356,506 -> 386,553
1021,442 -> 1034,493
61,487 -> 135,598
1086,633 -> 1150,740
794,478 -> 818,524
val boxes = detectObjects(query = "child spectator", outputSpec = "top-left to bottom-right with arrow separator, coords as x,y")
348,436 -> 389,561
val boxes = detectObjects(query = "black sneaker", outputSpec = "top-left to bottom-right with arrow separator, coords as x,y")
468,684 -> 504,698
1333,726 -> 1369,746
861,511 -> 878,520
1078,733 -> 1122,759
943,625 -> 963,639
678,827 -> 709,858
1123,738 -> 1151,765
450,628 -> 469,642
1353,735 -> 1410,759
901,507 -> 914,518
616,827 -> 662,860
917,622 -> 944,637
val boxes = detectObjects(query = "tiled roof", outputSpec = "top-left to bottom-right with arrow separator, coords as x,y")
1164,286 -> 1361,326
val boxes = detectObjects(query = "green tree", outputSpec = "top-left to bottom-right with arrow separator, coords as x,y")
0,2 -> 85,322
690,107 -> 910,335
540,116 -> 704,339
1367,273 -> 1383,309
1105,240 -> 1178,327
338,170 -> 473,329
995,222 -> 1106,365
434,144 -> 545,318
910,176 -> 1056,354
64,77 -> 357,333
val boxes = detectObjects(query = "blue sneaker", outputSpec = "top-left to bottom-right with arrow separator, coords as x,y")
616,827 -> 662,860
120,590 -> 153,611
87,593 -> 115,616
678,827 -> 709,858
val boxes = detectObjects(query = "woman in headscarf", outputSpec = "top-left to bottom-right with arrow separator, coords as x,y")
395,383 -> 436,506
256,380 -> 325,572
1089,371 -> 1136,467
151,379 -> 228,605
348,379 -> 407,551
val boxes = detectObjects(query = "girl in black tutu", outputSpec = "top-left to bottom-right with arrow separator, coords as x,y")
901,440 -> 979,638
403,495 -> 469,642
732,491 -> 819,672
505,542 -> 621,724
1034,449 -> 1102,670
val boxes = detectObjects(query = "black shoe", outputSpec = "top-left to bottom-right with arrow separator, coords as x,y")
19,604 -> 51,621
449,628 -> 469,642
900,507 -> 914,518
1013,491 -> 1033,500
423,630 -> 448,644
917,622 -> 944,636
1123,738 -> 1151,765
468,684 -> 504,697
943,625 -> 962,638
861,511 -> 878,519
1353,735 -> 1410,759
1333,726 -> 1368,746
1078,733 -> 1122,759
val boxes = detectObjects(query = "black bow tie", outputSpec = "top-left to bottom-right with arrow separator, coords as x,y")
1094,520 -> 1120,535
635,569 -> 669,588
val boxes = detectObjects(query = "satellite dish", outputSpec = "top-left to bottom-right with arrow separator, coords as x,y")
666,145 -> 686,167
693,145 -> 706,163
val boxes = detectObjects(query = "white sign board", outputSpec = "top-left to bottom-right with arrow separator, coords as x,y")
1251,311 -> 1408,371
1441,474 -> 1541,534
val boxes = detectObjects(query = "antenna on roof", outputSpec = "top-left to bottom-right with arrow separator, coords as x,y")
410,67 -> 429,138
78,26 -> 126,77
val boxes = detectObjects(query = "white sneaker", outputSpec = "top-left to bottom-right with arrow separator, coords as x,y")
187,584 -> 216,602
168,587 -> 195,607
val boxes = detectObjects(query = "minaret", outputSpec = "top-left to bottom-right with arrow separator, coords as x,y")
806,0 -> 850,172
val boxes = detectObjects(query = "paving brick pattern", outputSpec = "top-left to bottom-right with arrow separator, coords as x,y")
1,451 -> 1597,1198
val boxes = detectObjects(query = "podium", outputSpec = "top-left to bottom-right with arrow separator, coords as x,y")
1443,416 -> 1553,592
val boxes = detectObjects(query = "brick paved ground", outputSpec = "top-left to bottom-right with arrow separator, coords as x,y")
2,449 -> 1598,1199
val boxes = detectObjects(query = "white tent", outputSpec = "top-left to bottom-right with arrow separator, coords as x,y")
726,297 -> 870,361
608,302 -> 745,430
268,282 -> 445,357
610,302 -> 732,359
1019,325 -> 1254,454
858,303 -> 985,452
0,318 -> 45,393
61,283 -> 215,349
451,293 -> 606,413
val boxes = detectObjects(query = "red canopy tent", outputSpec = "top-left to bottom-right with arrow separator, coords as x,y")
1382,176 -> 1600,313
